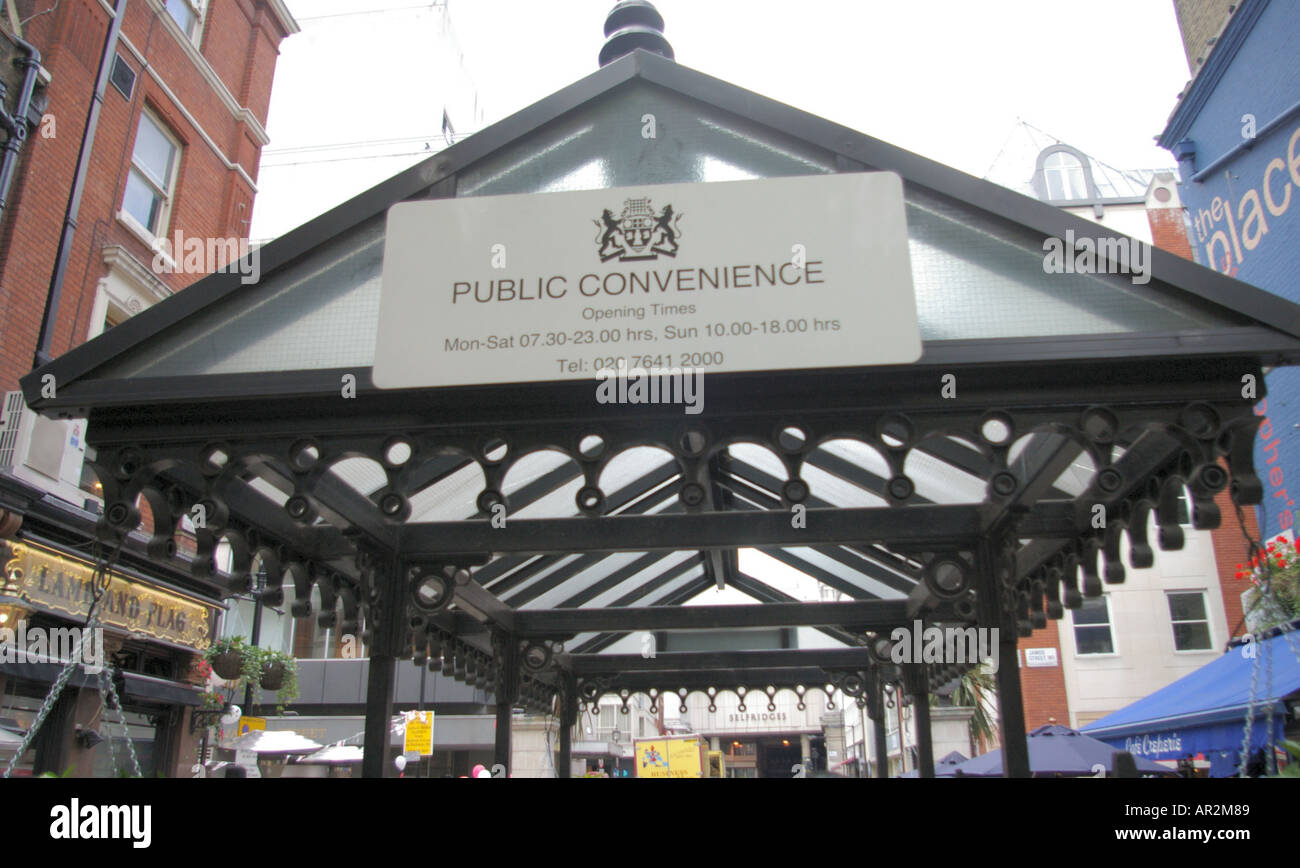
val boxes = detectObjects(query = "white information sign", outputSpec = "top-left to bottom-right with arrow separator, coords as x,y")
1024,647 -> 1059,668
374,172 -> 920,389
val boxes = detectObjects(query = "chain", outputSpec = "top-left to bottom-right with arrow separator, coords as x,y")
97,664 -> 142,778
99,674 -> 120,776
1264,635 -> 1276,774
1,536 -> 125,779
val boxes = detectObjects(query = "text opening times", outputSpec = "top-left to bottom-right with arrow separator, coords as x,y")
440,303 -> 843,374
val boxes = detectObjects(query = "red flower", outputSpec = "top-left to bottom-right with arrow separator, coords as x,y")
1268,544 -> 1276,552
1236,571 -> 1245,579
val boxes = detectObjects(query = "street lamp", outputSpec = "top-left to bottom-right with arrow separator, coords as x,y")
242,564 -> 268,712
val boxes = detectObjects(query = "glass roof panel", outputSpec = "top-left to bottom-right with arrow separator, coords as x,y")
515,551 -> 701,610
478,553 -> 583,598
88,82 -> 1252,382
783,547 -> 910,600
457,83 -> 836,196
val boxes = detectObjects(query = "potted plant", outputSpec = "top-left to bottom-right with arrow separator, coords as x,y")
258,648 -> 288,690
253,648 -> 299,713
205,635 -> 251,681
1237,536 -> 1300,632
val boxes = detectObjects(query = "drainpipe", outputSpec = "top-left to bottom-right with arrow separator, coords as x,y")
33,0 -> 127,369
0,33 -> 42,225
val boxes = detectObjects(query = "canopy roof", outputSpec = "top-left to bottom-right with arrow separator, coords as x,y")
23,51 -> 1300,409
18,47 -> 1300,778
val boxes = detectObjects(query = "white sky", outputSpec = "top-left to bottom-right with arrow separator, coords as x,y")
250,0 -> 1191,241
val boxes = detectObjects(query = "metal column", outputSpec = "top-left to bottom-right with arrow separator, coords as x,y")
906,665 -> 935,779
492,630 -> 519,775
868,670 -> 890,779
362,557 -> 405,779
977,535 -> 1030,778
557,672 -> 576,779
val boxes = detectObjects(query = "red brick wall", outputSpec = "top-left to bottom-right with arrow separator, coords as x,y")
1017,619 -> 1071,730
1211,481 -> 1261,640
1148,206 -> 1196,260
0,1 -> 291,394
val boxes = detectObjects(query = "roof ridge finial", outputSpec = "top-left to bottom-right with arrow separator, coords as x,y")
599,1 -> 674,68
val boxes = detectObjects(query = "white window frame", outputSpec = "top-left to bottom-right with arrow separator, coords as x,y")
1071,594 -> 1118,656
120,109 -> 182,244
1042,151 -> 1088,201
164,0 -> 207,45
1167,590 -> 1213,653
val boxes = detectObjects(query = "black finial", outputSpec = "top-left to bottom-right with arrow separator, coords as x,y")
599,1 -> 674,67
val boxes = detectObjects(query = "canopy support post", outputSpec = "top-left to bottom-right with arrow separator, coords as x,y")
867,668 -> 890,779
492,629 -> 520,775
557,672 -> 577,779
906,665 -> 935,778
362,555 -> 404,779
977,534 -> 1030,778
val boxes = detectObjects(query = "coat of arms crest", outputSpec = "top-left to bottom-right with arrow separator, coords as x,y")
594,197 -> 682,262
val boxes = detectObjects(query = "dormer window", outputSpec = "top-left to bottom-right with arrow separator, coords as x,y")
1042,151 -> 1087,201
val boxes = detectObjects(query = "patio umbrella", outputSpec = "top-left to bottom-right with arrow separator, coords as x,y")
948,724 -> 1176,777
0,728 -> 24,753
899,750 -> 968,777
298,743 -> 364,764
227,730 -> 323,779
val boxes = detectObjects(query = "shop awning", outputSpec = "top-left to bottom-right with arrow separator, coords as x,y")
1082,628 -> 1300,768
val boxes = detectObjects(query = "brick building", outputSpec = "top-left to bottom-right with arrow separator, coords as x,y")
0,0 -> 296,777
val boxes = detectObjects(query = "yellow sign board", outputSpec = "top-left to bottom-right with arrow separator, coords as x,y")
635,737 -> 704,778
404,710 -> 434,756
238,716 -> 266,735
2,541 -> 218,650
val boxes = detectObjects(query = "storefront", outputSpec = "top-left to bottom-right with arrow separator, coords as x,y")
0,486 -> 219,777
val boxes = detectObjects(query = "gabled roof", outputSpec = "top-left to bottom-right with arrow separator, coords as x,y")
22,47 -> 1300,413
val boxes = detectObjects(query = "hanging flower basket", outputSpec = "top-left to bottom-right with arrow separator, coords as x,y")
212,651 -> 244,680
260,661 -> 286,691
204,635 -> 253,682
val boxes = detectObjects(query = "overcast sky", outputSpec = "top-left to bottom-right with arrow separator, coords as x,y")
250,0 -> 1191,241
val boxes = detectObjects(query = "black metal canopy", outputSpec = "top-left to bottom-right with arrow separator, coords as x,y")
20,47 -> 1300,778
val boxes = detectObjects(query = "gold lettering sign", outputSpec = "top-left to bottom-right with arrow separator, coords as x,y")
2,542 -> 217,651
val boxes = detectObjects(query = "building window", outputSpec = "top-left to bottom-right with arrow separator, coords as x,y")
1042,151 -> 1087,200
1168,592 -> 1212,651
1072,596 -> 1115,654
122,110 -> 180,238
165,0 -> 205,43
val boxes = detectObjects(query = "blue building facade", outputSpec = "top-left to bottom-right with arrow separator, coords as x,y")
1161,0 -> 1300,540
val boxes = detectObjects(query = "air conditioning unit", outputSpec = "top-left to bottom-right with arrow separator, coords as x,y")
0,391 -> 91,506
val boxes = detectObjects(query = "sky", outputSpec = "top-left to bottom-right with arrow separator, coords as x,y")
250,0 -> 1193,242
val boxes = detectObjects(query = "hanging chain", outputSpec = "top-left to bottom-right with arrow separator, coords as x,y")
1264,635 -> 1276,774
2,536 -> 125,779
97,664 -> 142,778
